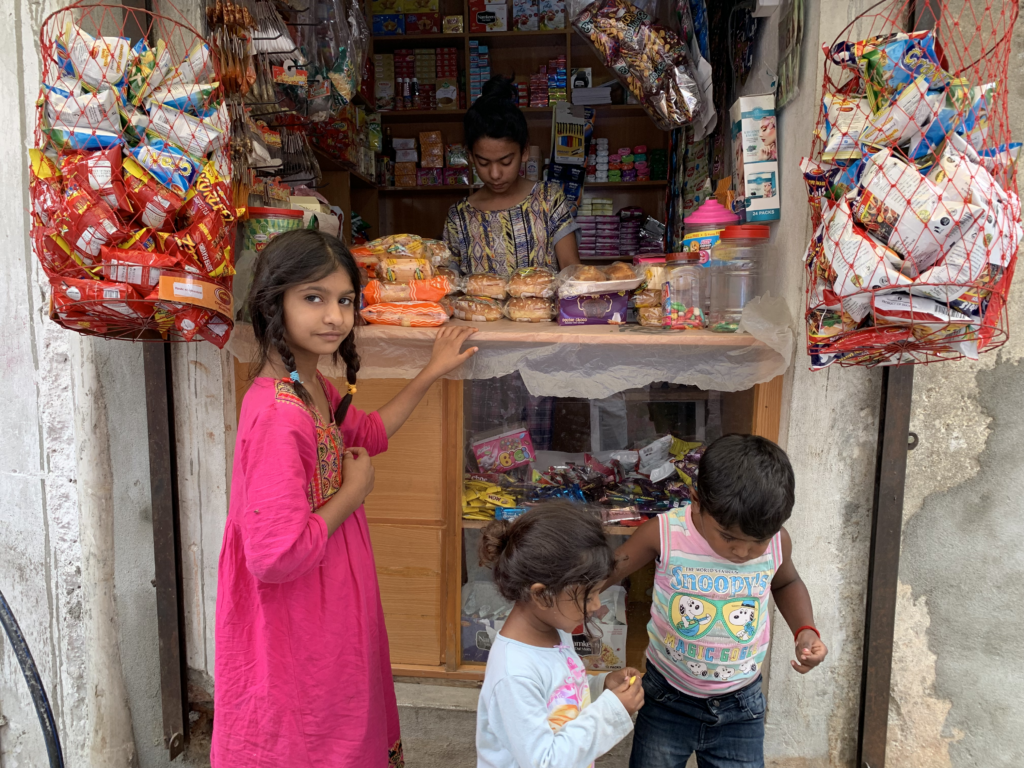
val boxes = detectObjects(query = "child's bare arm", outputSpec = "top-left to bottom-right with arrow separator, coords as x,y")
771,528 -> 828,673
602,516 -> 661,591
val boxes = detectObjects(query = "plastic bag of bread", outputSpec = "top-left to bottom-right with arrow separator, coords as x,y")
363,276 -> 454,305
438,295 -> 456,317
352,233 -> 453,265
508,266 -> 557,298
558,263 -> 644,298
638,305 -> 663,327
633,288 -> 662,308
376,258 -> 435,283
453,296 -> 503,322
466,273 -> 508,300
504,297 -> 557,322
361,301 -> 449,327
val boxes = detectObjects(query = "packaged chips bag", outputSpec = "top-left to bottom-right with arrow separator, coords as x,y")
33,227 -> 93,279
146,102 -> 224,161
126,38 -> 172,105
42,81 -> 121,136
100,245 -> 186,290
821,95 -> 871,162
128,139 -> 199,197
60,147 -> 131,214
122,156 -> 185,230
29,149 -> 63,227
60,20 -> 133,91
158,212 -> 233,279
52,186 -> 129,265
179,162 -> 236,226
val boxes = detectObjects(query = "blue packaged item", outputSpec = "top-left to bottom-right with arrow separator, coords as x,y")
128,138 -> 199,197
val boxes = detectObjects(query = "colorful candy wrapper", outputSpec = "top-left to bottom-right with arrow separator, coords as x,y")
122,156 -> 185,230
60,147 -> 131,214
29,149 -> 63,227
128,139 -> 199,197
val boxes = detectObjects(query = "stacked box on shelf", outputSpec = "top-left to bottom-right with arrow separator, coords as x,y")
649,148 -> 668,180
515,80 -> 528,106
590,137 -> 608,182
547,56 -> 567,104
394,50 -> 414,109
394,136 -> 418,187
633,143 -> 650,181
436,48 -> 460,110
513,0 -> 539,30
405,0 -> 441,34
414,49 -> 437,108
469,41 -> 490,103
619,206 -> 642,256
576,196 -> 616,259
529,71 -> 548,106
374,54 -> 396,111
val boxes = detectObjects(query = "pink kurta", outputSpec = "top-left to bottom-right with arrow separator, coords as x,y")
212,375 -> 403,768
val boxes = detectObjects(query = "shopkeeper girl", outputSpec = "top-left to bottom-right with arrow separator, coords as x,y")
443,76 -> 582,277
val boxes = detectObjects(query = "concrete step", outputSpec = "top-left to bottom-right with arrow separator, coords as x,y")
395,681 -> 635,767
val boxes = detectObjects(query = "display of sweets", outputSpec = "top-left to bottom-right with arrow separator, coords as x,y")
649,148 -> 668,180
619,206 -> 643,256
469,41 -> 491,103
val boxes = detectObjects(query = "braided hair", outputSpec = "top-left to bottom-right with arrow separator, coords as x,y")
246,228 -> 362,425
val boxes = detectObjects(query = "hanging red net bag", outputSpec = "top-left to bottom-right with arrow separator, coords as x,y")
31,3 -> 238,347
801,0 -> 1021,368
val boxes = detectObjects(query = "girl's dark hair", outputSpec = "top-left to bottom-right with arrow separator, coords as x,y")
480,501 -> 613,632
464,76 -> 530,152
246,228 -> 361,424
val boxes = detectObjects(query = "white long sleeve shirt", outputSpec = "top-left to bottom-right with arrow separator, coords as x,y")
476,630 -> 634,768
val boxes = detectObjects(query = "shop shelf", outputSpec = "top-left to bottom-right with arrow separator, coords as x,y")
379,108 -> 468,122
379,184 -> 473,193
585,180 -> 668,188
462,519 -> 640,535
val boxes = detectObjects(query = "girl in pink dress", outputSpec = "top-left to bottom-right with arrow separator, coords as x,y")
212,229 -> 478,768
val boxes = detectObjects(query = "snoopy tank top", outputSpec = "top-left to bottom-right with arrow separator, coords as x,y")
646,503 -> 783,698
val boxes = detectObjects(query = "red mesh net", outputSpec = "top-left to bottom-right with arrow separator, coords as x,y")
802,0 -> 1021,368
30,2 -> 236,347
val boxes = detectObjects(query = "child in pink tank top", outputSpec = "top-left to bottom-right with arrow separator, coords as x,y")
605,435 -> 828,768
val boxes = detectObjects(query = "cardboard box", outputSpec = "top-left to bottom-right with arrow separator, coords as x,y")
538,0 -> 565,29
395,148 -> 419,163
730,93 -> 780,222
372,14 -> 405,34
436,78 -> 459,109
443,15 -> 464,32
471,1 -> 507,31
512,0 -> 539,30
371,0 -> 401,13
402,0 -> 438,11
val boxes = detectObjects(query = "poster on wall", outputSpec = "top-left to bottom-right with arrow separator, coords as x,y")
776,0 -> 803,109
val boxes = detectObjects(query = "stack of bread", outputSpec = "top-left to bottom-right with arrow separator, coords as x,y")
451,267 -> 559,323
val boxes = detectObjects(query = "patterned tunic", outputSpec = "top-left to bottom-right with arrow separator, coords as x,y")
443,181 -> 579,278
213,374 -> 404,768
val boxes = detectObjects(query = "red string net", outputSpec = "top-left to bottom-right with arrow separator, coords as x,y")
801,0 -> 1021,368
30,3 -> 237,347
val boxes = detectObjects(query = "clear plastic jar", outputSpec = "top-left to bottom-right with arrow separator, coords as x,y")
707,225 -> 769,333
663,262 -> 705,329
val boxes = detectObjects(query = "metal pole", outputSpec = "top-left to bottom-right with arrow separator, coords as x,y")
143,343 -> 189,759
856,364 -> 915,768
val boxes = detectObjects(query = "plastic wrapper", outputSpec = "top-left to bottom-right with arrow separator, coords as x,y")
50,274 -> 149,323
821,95 -> 870,162
363,276 -> 454,304
633,288 -> 662,308
352,234 -> 452,264
360,301 -> 449,327
446,144 -> 470,167
558,263 -> 643,297
146,82 -> 219,112
146,102 -> 224,161
376,258 -> 435,282
638,304 -> 663,326
33,227 -> 92,279
859,75 -> 940,150
872,292 -> 975,327
466,273 -> 509,300
61,148 -> 131,214
43,82 -> 121,136
504,297 -> 557,322
123,154 -> 186,230
572,0 -> 704,131
100,245 -> 184,289
180,161 -> 236,226
53,186 -> 129,265
453,296 -> 504,322
831,30 -> 947,112
128,139 -> 199,197
165,42 -> 214,87
60,20 -> 132,91
157,212 -> 233,279
559,291 -> 629,325
126,38 -> 171,105
29,150 -> 63,227
508,266 -> 557,298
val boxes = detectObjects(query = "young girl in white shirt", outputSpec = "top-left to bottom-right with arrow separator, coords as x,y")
476,502 -> 644,768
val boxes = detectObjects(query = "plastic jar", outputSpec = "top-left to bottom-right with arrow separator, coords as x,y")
663,261 -> 705,329
707,224 -> 769,333
243,207 -> 304,252
681,198 -> 740,256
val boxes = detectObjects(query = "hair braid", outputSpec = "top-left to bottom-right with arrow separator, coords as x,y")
333,330 -> 361,425
268,308 -> 315,408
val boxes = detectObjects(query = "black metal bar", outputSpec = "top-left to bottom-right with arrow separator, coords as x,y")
143,343 -> 189,759
857,364 -> 914,768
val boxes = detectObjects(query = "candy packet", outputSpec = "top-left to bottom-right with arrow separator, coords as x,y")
128,139 -> 199,197
471,426 -> 537,473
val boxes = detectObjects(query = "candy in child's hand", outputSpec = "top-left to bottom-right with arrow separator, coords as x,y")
629,676 -> 636,685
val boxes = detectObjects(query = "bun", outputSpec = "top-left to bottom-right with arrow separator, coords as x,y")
466,273 -> 509,300
604,262 -> 636,281
506,297 -> 556,322
478,519 -> 513,566
453,296 -> 503,322
480,75 -> 518,102
573,265 -> 608,282
508,267 -> 556,298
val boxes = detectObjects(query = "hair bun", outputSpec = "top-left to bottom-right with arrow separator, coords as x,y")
480,75 -> 517,103
478,520 -> 513,566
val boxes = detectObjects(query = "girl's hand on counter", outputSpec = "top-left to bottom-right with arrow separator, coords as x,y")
423,326 -> 479,380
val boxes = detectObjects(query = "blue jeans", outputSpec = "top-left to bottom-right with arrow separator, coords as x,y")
629,664 -> 766,768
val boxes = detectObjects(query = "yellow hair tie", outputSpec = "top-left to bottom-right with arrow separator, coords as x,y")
347,384 -> 358,396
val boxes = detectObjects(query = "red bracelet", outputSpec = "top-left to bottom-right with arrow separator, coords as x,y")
795,625 -> 820,640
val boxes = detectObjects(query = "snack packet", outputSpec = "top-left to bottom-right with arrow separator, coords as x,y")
164,42 -> 215,87
50,274 -> 149,323
179,161 -> 236,226
157,212 -> 233,279
799,157 -> 842,230
60,147 -> 131,214
363,276 -> 454,304
859,75 -> 941,150
146,82 -> 219,112
33,227 -> 94,279
844,31 -> 947,112
100,245 -> 184,289
906,78 -> 975,162
29,149 -> 63,227
360,301 -> 449,327
471,426 -> 536,473
122,156 -> 185,230
126,38 -> 172,105
61,20 -> 133,90
146,102 -> 224,161
821,95 -> 871,162
42,82 -> 121,136
53,186 -> 129,265
128,139 -> 199,197
117,227 -> 160,252
872,292 -> 975,328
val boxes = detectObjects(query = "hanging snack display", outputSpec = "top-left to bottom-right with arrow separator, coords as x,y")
572,0 -> 704,131
31,5 -> 236,346
802,13 -> 1021,369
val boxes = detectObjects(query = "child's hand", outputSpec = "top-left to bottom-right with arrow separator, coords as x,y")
342,447 -> 375,504
610,668 -> 644,715
423,326 -> 479,380
604,667 -> 642,691
792,629 -> 828,674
